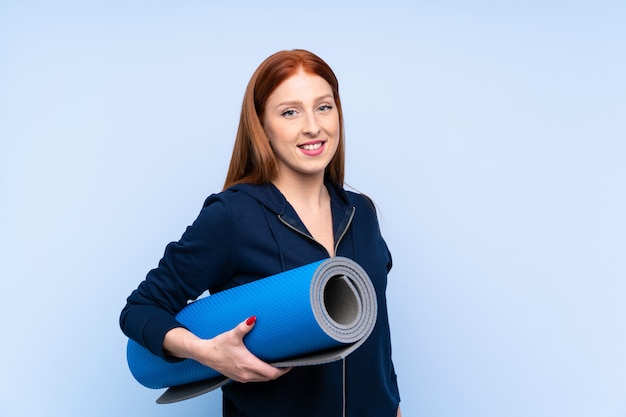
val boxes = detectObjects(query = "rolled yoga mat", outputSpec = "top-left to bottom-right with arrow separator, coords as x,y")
126,256 -> 378,403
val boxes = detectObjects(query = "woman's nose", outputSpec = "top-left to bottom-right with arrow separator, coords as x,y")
303,113 -> 321,137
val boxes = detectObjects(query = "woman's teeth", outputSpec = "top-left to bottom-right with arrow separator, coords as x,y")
300,142 -> 323,150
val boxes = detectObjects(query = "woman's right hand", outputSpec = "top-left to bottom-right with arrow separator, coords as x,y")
163,316 -> 291,383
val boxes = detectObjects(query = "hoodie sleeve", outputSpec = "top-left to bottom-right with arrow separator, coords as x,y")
119,194 -> 235,360
357,192 -> 393,273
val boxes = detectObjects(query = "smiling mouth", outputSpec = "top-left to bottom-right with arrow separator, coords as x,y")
299,142 -> 324,151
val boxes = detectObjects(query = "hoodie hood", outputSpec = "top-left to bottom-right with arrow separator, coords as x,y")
224,181 -> 355,256
226,181 -> 353,215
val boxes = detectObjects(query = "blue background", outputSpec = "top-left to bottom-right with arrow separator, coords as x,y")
1,1 -> 625,416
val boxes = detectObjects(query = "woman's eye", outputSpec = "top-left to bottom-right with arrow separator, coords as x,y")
281,109 -> 297,117
318,104 -> 333,112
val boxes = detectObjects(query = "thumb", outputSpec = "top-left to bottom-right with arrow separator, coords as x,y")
233,315 -> 256,338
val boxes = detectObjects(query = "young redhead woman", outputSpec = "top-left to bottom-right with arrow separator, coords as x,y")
120,49 -> 402,417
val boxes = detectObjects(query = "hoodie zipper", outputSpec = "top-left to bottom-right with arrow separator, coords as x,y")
278,207 -> 355,416
278,207 -> 355,257
333,207 -> 355,255
342,358 -> 347,417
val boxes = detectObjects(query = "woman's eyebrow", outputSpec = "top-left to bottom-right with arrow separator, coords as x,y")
275,95 -> 335,108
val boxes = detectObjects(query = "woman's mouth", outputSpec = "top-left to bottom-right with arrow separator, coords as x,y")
298,141 -> 326,156
299,142 -> 323,151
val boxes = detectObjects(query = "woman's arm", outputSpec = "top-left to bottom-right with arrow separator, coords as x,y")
163,316 -> 290,383
120,197 -> 236,359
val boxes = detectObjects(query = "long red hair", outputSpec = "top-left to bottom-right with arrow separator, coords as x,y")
223,49 -> 345,190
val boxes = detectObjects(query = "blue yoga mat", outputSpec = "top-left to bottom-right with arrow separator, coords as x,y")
126,257 -> 377,401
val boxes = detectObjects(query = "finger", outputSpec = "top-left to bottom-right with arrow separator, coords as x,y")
235,361 -> 291,383
232,353 -> 292,382
231,315 -> 256,340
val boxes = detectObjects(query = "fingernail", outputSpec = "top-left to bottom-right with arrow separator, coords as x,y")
246,316 -> 256,326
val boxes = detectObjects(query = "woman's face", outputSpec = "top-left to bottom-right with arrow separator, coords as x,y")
262,70 -> 340,184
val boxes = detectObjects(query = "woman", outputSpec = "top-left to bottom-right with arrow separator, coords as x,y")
120,49 -> 402,417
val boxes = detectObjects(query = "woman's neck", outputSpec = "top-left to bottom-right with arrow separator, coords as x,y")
272,173 -> 335,256
272,173 -> 328,211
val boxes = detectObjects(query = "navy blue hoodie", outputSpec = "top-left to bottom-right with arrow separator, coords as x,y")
120,181 -> 400,416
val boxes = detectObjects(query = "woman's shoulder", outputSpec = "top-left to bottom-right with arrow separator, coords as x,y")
202,183 -> 263,207
201,183 -> 285,219
344,188 -> 378,214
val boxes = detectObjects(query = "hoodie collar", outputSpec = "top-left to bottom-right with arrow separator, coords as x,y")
228,180 -> 352,215
228,181 -> 355,245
